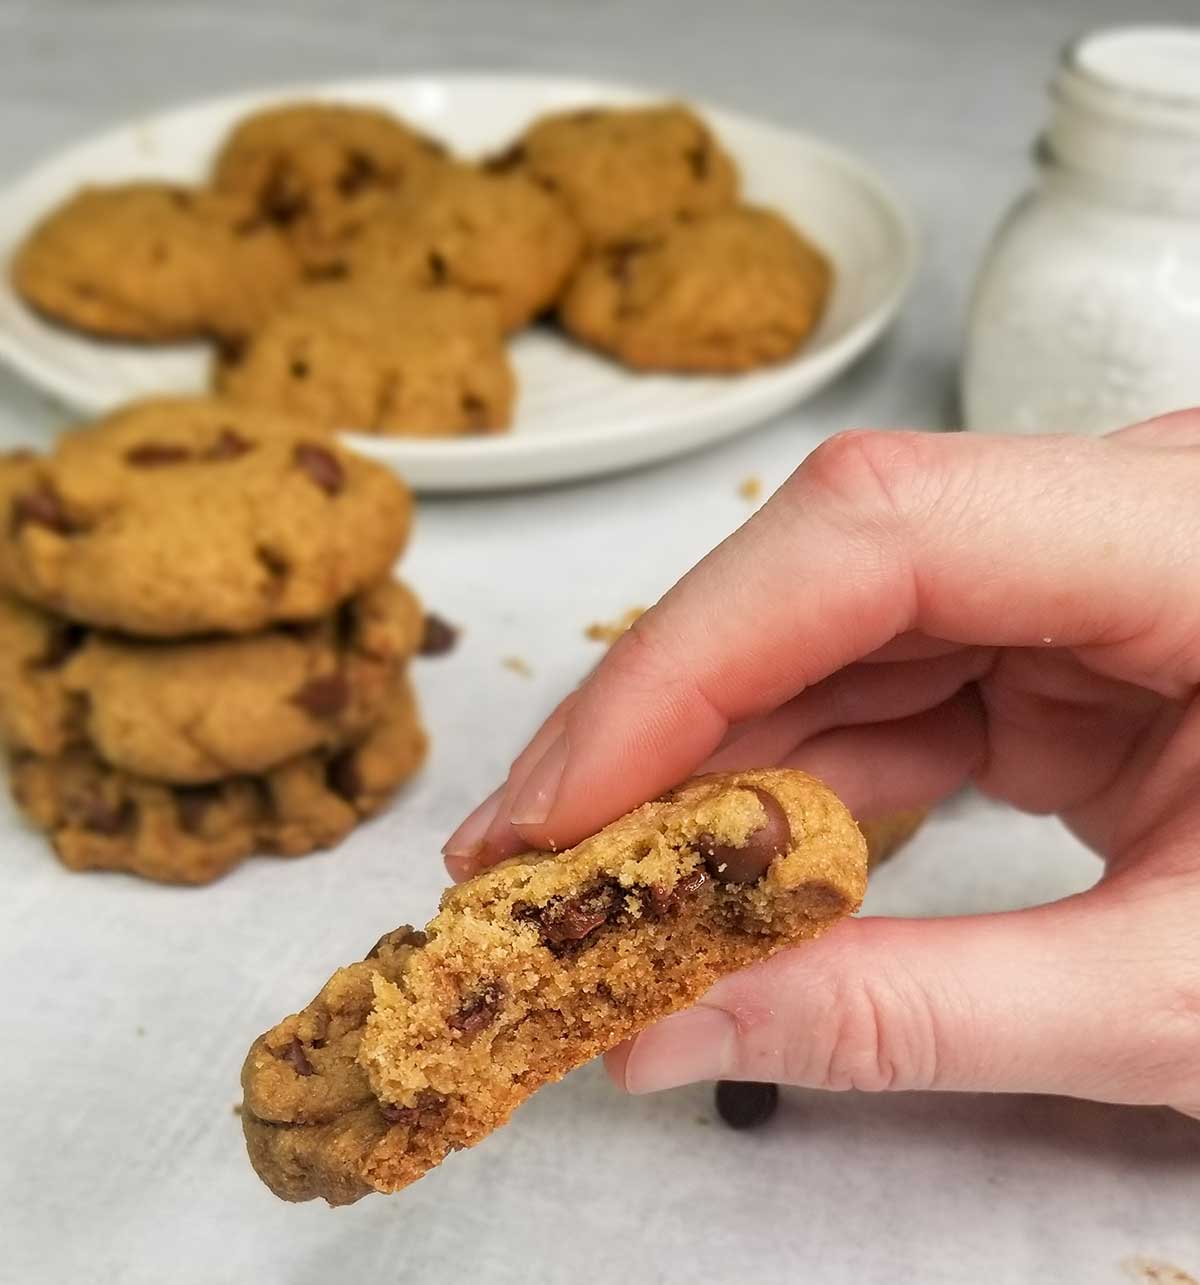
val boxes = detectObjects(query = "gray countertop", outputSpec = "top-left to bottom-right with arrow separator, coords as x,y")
1,2 -> 1198,1282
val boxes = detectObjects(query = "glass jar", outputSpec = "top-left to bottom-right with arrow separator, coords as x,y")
962,26 -> 1200,435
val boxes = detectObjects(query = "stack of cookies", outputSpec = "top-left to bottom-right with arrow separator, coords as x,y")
11,100 -> 832,438
0,396 -> 426,884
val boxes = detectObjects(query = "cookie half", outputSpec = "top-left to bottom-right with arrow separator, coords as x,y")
9,672 -> 426,885
0,398 -> 412,636
240,768 -> 866,1203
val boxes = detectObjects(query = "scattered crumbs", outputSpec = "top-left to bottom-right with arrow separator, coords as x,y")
738,474 -> 763,502
232,1104 -> 243,1118
1122,1260 -> 1199,1285
135,1025 -> 146,1038
584,606 -> 645,646
502,656 -> 533,678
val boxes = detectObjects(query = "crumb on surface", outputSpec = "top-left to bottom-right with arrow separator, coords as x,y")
584,606 -> 646,646
233,1104 -> 243,1117
501,656 -> 533,678
136,1026 -> 146,1037
738,475 -> 763,502
1122,1259 -> 1199,1285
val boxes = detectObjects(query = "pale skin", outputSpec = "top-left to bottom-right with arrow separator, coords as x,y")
443,415 -> 1200,1120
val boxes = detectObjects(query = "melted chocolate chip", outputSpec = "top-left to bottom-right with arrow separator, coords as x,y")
530,882 -> 621,949
280,1037 -> 314,1077
418,613 -> 459,657
698,788 -> 791,884
11,486 -> 75,536
645,866 -> 707,916
715,1080 -> 778,1129
380,1090 -> 446,1126
448,982 -> 505,1036
325,748 -> 362,802
125,443 -> 192,467
293,443 -> 344,495
205,428 -> 253,460
291,672 -> 350,718
364,927 -> 427,960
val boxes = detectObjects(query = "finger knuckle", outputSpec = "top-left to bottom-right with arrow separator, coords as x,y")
793,429 -> 939,530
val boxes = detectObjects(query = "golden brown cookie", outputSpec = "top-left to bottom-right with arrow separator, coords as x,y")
345,164 -> 582,331
211,102 -> 450,270
0,579 -> 423,783
559,206 -> 832,372
240,768 -> 866,1203
9,672 -> 426,885
0,398 -> 412,636
10,183 -> 299,341
860,810 -> 927,869
502,102 -> 738,247
216,281 -> 514,437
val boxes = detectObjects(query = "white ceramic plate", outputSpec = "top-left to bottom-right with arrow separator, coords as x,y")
0,74 -> 917,491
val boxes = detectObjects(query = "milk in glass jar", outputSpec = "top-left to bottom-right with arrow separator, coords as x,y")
963,26 -> 1200,435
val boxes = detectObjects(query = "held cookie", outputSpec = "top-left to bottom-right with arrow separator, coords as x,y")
240,768 -> 867,1204
346,165 -> 582,331
560,206 -> 832,373
11,183 -> 299,342
0,580 -> 423,783
9,673 -> 426,885
0,398 -> 412,636
216,282 -> 514,437
502,102 -> 738,247
211,102 -> 450,271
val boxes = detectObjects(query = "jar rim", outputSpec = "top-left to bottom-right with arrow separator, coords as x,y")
1058,25 -> 1200,117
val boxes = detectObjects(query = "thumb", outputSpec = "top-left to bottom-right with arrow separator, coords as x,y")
605,879 -> 1200,1111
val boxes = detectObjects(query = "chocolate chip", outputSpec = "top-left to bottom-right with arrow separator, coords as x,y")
380,1090 -> 445,1126
325,748 -> 362,802
205,428 -> 253,460
531,882 -> 621,948
263,169 -> 305,225
607,240 -> 649,285
427,250 -> 448,284
336,150 -> 377,197
461,393 -> 488,429
645,866 -> 707,916
482,144 -> 525,174
715,1080 -> 778,1129
685,143 -> 710,179
125,443 -> 192,467
73,791 -> 134,836
11,485 -> 75,536
418,613 -> 459,657
279,1037 -> 314,1077
291,672 -> 349,718
293,443 -> 344,495
364,926 -> 427,960
216,335 -> 247,367
698,788 -> 791,884
448,982 -> 505,1036
177,785 -> 221,835
289,359 -> 310,380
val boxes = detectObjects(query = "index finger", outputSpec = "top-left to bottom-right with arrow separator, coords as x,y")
452,421 -> 1200,864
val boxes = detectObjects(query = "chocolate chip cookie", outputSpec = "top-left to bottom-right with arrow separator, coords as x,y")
11,183 -> 300,341
216,282 -> 514,436
560,206 -> 832,372
0,578 -> 422,782
345,164 -> 582,331
211,102 -> 450,271
0,398 -> 412,636
240,768 -> 867,1203
9,672 -> 426,884
503,103 -> 738,247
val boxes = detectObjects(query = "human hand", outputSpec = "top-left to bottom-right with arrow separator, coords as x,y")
443,415 -> 1200,1118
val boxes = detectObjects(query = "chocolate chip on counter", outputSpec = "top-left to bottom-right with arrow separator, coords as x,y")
10,486 -> 75,536
532,883 -> 621,948
206,428 -> 253,460
291,672 -> 350,718
125,443 -> 192,467
448,982 -> 505,1036
698,788 -> 792,884
293,443 -> 344,495
715,1080 -> 778,1130
645,866 -> 708,916
418,613 -> 459,656
280,1037 -> 314,1077
325,748 -> 362,802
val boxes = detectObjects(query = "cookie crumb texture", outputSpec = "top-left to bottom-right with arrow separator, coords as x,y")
9,672 -> 426,885
240,768 -> 866,1204
0,397 -> 412,636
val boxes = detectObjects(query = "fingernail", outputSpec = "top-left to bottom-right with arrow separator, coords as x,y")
622,1006 -> 737,1094
442,786 -> 504,860
509,733 -> 569,827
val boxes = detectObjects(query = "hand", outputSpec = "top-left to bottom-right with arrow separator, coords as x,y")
443,415 -> 1200,1118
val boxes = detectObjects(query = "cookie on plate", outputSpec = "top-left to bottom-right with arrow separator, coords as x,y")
217,282 -> 514,437
502,103 -> 738,247
10,183 -> 300,342
0,397 -> 412,636
559,206 -> 832,372
9,672 -> 426,885
0,578 -> 423,783
346,165 -> 582,331
211,102 -> 450,271
240,768 -> 867,1203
